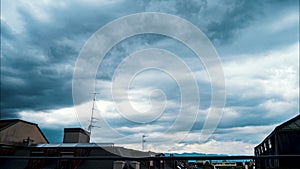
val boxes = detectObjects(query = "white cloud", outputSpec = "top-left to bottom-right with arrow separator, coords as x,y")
16,37 -> 298,156
18,41 -> 298,153
1,0 -> 25,33
7,0 -> 298,155
117,140 -> 255,155
111,124 -> 277,155
172,140 -> 255,155
224,43 -> 299,100
258,99 -> 298,117
19,107 -> 80,128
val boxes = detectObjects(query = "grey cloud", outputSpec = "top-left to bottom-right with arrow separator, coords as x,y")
1,21 -> 16,40
217,105 -> 298,129
1,0 -> 298,152
1,1 -> 135,117
143,0 -> 264,44
0,0 -> 277,118
205,0 -> 263,43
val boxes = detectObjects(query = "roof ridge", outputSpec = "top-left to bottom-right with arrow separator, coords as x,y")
0,119 -> 38,126
275,114 -> 300,131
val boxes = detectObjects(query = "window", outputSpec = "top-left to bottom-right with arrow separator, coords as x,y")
264,142 -> 267,151
268,139 -> 272,148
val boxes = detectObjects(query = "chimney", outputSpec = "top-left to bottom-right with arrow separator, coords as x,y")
63,128 -> 90,143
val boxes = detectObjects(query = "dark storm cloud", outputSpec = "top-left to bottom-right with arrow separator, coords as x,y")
1,0 -> 298,128
143,0 -> 264,44
205,0 -> 263,43
1,1 -> 298,152
1,1 -> 133,117
1,17 -> 74,117
1,0 -> 158,118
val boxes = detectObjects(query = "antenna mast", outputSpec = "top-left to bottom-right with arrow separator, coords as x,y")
88,92 -> 100,133
142,134 -> 148,151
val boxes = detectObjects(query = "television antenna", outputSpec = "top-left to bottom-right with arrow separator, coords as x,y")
88,92 -> 100,133
142,134 -> 148,151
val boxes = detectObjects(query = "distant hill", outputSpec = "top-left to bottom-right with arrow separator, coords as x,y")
164,152 -> 228,157
163,153 -> 251,162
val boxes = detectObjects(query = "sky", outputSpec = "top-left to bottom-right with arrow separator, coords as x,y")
1,0 -> 299,155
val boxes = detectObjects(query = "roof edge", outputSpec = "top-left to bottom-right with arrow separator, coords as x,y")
0,119 -> 49,144
255,114 -> 300,149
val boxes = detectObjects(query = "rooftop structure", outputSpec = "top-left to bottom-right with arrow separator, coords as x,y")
0,119 -> 49,146
63,128 -> 90,143
0,119 -> 162,169
254,114 -> 300,169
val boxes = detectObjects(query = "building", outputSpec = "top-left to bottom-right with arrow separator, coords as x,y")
0,119 -> 164,169
0,142 -> 162,169
0,119 -> 49,146
254,114 -> 300,169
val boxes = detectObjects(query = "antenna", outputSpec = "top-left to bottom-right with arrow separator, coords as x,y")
88,92 -> 100,133
142,134 -> 148,151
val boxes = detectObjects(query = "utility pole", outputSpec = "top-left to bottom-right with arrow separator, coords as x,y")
88,92 -> 100,133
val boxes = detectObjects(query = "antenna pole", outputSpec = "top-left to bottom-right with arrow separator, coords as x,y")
142,134 -> 147,151
88,92 -> 100,133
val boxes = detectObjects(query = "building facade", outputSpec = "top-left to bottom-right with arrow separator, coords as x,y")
0,119 -> 48,146
254,114 -> 300,169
